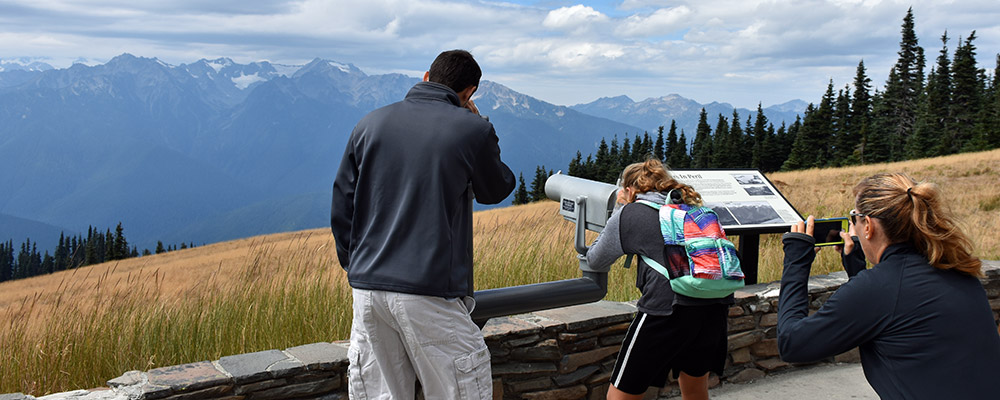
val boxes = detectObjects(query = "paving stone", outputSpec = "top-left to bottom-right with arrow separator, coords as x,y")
107,371 -> 145,389
759,313 -> 778,327
160,385 -> 233,400
512,339 -> 561,361
750,339 -> 780,358
533,301 -> 636,332
727,331 -> 763,351
491,362 -> 558,376
234,379 -> 287,395
0,394 -> 30,400
730,347 -> 752,365
552,365 -> 598,387
727,306 -> 745,317
482,316 -> 542,338
148,361 -> 230,393
285,343 -> 347,371
755,358 -> 790,371
507,334 -> 542,348
728,368 -> 766,384
218,350 -> 301,384
598,335 -> 623,348
728,316 -> 756,333
559,346 -> 619,374
521,385 -> 588,400
506,377 -> 552,393
244,379 -> 338,400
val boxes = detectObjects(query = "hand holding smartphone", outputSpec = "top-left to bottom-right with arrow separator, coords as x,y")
811,217 -> 849,247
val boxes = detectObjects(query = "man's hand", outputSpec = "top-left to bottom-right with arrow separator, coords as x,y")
464,98 -> 480,115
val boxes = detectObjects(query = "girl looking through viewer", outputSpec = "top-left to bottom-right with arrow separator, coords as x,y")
586,159 -> 730,400
777,172 -> 1000,400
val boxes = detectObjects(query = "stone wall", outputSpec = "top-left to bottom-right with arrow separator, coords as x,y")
6,260 -> 999,400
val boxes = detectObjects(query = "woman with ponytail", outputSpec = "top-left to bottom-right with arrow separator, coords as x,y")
587,158 -> 728,400
777,172 -> 1000,399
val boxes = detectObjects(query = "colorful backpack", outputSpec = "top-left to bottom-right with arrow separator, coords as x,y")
635,195 -> 745,299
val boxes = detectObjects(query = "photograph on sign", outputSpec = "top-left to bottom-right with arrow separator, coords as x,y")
670,169 -> 803,232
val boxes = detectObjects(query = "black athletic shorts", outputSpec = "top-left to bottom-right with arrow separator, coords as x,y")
609,303 -> 728,395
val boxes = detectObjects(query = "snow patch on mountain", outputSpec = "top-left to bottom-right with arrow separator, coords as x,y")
270,63 -> 301,77
231,72 -> 266,89
327,61 -> 351,73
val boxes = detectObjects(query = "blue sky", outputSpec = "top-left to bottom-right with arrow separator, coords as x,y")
1,0 -> 998,108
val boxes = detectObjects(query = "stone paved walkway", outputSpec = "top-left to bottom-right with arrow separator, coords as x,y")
710,362 -> 878,400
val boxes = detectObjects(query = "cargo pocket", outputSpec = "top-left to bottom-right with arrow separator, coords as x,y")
454,347 -> 492,400
347,346 -> 368,400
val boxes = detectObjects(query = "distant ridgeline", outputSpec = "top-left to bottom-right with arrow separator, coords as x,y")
513,9 -> 1000,198
0,223 -> 195,284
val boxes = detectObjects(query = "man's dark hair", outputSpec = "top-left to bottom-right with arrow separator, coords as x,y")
428,50 -> 481,94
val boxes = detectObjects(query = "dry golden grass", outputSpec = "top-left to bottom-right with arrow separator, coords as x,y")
1,148 -> 997,395
757,148 -> 1000,281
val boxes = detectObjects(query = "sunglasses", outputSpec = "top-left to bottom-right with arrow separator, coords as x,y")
849,209 -> 867,225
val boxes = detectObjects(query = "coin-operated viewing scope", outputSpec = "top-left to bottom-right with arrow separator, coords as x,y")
470,172 -> 619,327
544,173 -> 620,269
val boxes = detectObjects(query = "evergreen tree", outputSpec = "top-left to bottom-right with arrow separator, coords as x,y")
727,110 -> 746,168
951,32 -> 985,153
910,32 -> 953,158
664,121 -> 680,167
751,104 -> 770,169
971,55 -> 1000,149
54,232 -> 68,271
637,132 -> 653,161
512,173 -> 529,205
880,8 -> 925,161
711,113 -> 730,168
0,241 -> 10,283
114,222 -> 128,261
654,126 -> 665,161
568,151 -> 584,177
759,123 -> 782,172
782,104 -> 824,170
593,138 -> 611,183
155,241 -> 165,254
620,136 -> 632,171
866,90 -> 894,163
671,131 -> 691,169
831,87 -> 852,165
105,229 -> 115,261
848,60 -> 873,164
42,251 -> 54,275
691,108 -> 713,168
529,166 -> 549,201
608,136 -> 620,182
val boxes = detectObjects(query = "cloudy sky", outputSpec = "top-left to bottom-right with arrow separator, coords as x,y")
1,0 -> 998,108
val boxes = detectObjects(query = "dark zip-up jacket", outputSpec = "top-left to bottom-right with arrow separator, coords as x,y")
331,82 -> 515,298
778,232 -> 1000,399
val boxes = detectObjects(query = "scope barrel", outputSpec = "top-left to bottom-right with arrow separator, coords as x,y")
471,271 -> 607,327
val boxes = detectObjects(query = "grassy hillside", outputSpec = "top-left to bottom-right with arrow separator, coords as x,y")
2,148 -> 998,395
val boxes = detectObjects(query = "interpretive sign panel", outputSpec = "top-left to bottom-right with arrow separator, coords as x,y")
671,169 -> 803,234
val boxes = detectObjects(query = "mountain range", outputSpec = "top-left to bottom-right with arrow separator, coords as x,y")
0,54 -> 805,251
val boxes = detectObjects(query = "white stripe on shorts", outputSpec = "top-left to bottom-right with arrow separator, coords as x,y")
613,312 -> 648,388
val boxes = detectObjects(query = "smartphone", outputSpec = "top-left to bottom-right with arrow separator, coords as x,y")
812,217 -> 848,247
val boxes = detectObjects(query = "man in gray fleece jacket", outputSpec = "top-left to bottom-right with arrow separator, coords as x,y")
331,50 -> 515,399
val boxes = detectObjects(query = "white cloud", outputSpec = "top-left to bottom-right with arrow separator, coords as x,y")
543,5 -> 610,34
1,0 -> 998,108
615,6 -> 691,37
